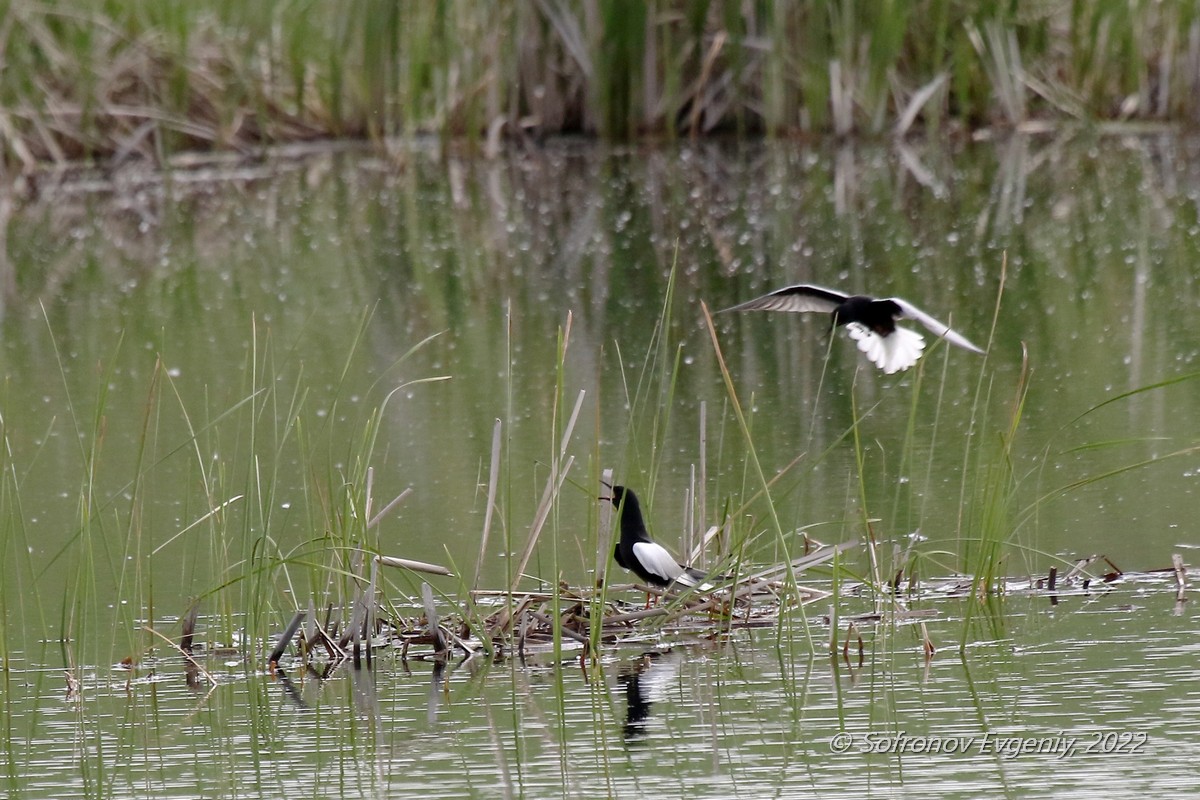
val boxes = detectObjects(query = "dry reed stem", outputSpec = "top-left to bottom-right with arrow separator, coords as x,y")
376,555 -> 454,577
367,488 -> 412,529
503,392 -> 584,597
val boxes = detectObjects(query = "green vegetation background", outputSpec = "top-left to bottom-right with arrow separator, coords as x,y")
3,0 -> 1197,166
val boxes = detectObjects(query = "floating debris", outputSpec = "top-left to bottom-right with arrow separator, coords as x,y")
258,542 -> 853,670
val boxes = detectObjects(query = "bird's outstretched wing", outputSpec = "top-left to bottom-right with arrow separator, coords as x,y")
890,298 -> 985,354
720,284 -> 848,314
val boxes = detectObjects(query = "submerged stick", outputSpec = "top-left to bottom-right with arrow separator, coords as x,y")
921,622 -> 936,659
341,579 -> 369,654
180,600 -> 200,654
301,599 -> 317,660
1173,553 -> 1187,601
842,622 -> 864,666
269,610 -> 308,667
365,558 -> 378,667
144,625 -> 217,686
1101,556 -> 1124,580
422,583 -> 447,656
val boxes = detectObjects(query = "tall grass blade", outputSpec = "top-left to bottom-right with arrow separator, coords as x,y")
472,419 -> 504,593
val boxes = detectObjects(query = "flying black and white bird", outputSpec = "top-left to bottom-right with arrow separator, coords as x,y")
722,283 -> 985,374
602,484 -> 713,591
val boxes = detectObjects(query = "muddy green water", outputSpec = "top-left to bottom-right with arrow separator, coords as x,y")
2,137 -> 1199,797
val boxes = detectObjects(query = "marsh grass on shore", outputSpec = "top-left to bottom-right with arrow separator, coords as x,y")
3,1 -> 1200,168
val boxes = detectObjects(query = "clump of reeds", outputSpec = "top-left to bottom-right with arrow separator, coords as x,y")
258,540 -> 845,671
4,1 -> 1200,168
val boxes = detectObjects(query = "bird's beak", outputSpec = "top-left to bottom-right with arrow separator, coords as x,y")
599,479 -> 613,500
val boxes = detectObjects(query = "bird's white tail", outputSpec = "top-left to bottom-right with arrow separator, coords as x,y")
846,323 -> 925,374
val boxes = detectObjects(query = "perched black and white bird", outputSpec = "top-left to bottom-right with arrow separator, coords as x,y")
602,484 -> 712,591
722,283 -> 985,374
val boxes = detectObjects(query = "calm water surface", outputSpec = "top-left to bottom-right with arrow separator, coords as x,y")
2,136 -> 1199,797
6,583 -> 1198,799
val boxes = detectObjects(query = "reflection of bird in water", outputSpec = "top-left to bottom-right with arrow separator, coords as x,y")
721,283 -> 984,374
617,650 -> 682,741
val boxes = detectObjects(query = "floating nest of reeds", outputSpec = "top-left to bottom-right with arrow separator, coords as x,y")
255,542 -> 858,671
152,544 -> 1195,691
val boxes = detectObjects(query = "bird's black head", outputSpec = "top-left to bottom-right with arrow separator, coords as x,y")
602,484 -> 646,524
603,484 -> 651,548
601,484 -> 631,507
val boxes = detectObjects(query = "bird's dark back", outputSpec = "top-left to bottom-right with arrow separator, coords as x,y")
833,296 -> 900,335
